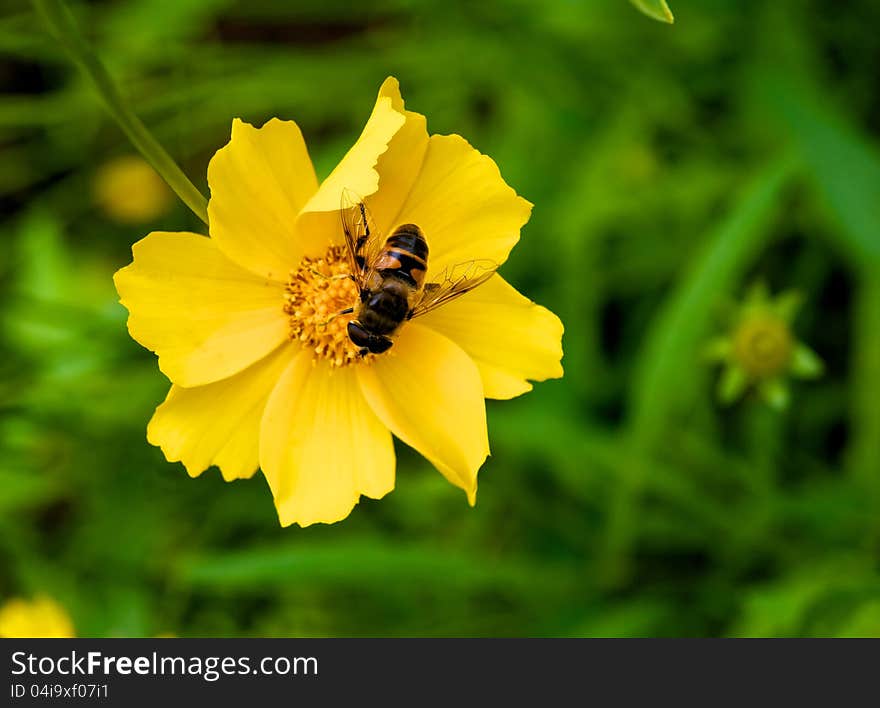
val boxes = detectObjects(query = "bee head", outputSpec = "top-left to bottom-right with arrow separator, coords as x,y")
347,321 -> 393,354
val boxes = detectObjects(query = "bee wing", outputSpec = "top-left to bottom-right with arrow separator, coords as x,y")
340,189 -> 384,282
407,259 -> 498,320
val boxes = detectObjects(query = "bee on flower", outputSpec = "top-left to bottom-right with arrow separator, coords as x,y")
705,282 -> 823,409
113,77 -> 564,527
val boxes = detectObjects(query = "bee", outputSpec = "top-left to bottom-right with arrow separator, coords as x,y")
336,189 -> 497,355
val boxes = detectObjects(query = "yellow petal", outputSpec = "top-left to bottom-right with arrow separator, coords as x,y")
419,275 -> 564,399
260,352 -> 395,527
0,596 -> 75,638
357,323 -> 488,504
207,118 -> 318,280
147,344 -> 294,481
114,231 -> 289,387
367,77 -> 430,235
301,91 -> 405,213
393,134 -> 533,280
295,86 -> 407,245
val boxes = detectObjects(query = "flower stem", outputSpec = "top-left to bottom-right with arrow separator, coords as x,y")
32,0 -> 209,225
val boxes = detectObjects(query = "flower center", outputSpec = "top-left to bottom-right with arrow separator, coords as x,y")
732,315 -> 793,378
284,245 -> 365,367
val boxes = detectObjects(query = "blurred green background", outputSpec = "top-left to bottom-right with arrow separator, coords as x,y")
2,0 -> 880,637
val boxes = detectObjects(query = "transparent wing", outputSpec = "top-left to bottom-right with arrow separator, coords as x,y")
407,259 -> 498,320
340,189 -> 384,283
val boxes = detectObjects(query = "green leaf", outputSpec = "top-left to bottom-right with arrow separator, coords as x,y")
743,280 -> 770,308
847,274 -> 880,482
0,468 -> 63,513
834,601 -> 880,638
176,540 -> 575,596
772,290 -> 805,322
731,559 -> 876,637
790,343 -> 824,379
759,378 -> 790,410
703,336 -> 731,362
629,0 -> 674,24
755,71 -> 880,266
718,364 -> 748,405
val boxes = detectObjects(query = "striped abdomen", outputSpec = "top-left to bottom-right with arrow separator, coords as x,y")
373,224 -> 429,289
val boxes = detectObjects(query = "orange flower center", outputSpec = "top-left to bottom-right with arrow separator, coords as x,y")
732,315 -> 793,378
284,246 -> 367,367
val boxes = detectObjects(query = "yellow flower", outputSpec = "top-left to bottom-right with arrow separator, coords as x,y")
94,155 -> 173,223
0,596 -> 76,638
706,283 -> 823,409
114,77 -> 564,527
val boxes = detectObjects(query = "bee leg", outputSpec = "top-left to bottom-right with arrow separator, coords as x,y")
317,307 -> 355,328
309,268 -> 351,281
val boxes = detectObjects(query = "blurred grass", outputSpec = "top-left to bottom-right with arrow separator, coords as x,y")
1,0 -> 879,637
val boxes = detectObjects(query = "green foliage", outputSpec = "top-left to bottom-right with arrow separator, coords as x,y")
629,0 -> 674,24
1,0 -> 879,637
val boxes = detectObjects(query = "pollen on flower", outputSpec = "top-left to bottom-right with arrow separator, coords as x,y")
284,245 -> 367,367
732,315 -> 793,378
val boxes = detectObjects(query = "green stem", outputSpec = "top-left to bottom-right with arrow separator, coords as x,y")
847,268 -> 880,549
32,0 -> 209,225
